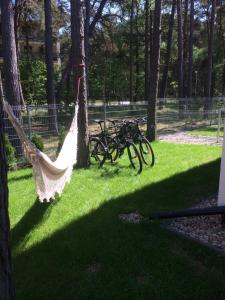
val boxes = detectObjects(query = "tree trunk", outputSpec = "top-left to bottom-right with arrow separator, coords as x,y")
56,0 -> 107,103
129,0 -> 134,102
183,0 -> 189,98
0,0 -> 22,155
144,0 -> 150,102
56,51 -> 73,102
134,1 -> 140,102
206,1 -> 216,98
177,0 -> 184,99
177,0 -> 184,116
147,0 -> 162,142
0,0 -> 21,106
188,0 -> 194,98
159,0 -> 176,99
85,0 -> 90,98
0,73 -> 15,300
44,0 -> 58,133
71,0 -> 89,168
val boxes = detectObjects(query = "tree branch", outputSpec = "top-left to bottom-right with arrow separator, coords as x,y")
89,0 -> 107,37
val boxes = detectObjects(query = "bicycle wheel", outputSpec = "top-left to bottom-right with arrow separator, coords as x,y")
89,137 -> 106,166
127,142 -> 142,174
139,137 -> 155,166
107,136 -> 119,162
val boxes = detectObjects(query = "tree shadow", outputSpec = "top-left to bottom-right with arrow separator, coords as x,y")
13,159 -> 225,300
8,173 -> 32,183
11,198 -> 58,251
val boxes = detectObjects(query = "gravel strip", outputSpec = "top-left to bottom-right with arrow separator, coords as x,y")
159,131 -> 223,145
166,197 -> 225,253
119,212 -> 145,223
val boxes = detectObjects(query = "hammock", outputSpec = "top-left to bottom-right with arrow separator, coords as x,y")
3,100 -> 78,202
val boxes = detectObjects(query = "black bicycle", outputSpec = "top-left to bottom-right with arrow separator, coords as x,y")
127,117 -> 155,167
89,119 -> 143,174
89,120 -> 115,166
109,118 -> 154,167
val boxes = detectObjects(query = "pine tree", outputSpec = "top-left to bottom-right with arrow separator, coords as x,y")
71,0 -> 89,167
147,0 -> 162,141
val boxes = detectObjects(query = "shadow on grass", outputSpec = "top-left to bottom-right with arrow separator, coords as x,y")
13,159 -> 225,300
11,199 -> 57,251
8,173 -> 32,183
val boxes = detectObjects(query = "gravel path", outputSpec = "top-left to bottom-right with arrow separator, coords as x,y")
166,197 -> 225,253
159,131 -> 223,145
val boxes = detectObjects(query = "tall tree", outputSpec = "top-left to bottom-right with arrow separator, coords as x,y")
134,0 -> 140,102
44,0 -> 58,132
205,0 -> 216,99
159,0 -> 176,98
56,0 -> 108,102
183,0 -> 189,97
188,0 -> 194,98
129,0 -> 135,102
0,73 -> 15,300
0,0 -> 21,106
147,0 -> 162,141
144,0 -> 150,101
71,0 -> 89,167
0,0 -> 22,155
177,0 -> 184,99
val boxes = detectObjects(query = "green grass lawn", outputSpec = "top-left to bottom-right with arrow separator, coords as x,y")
189,126 -> 224,137
9,142 -> 225,300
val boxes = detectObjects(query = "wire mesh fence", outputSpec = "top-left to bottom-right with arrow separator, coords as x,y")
3,97 -> 225,162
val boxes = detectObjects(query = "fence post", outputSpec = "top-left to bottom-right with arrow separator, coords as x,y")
27,106 -> 32,140
184,98 -> 188,129
104,101 -> 107,131
217,108 -> 222,143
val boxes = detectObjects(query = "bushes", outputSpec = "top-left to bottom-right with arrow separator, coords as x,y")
20,59 -> 47,104
31,134 -> 44,151
57,127 -> 66,155
4,135 -> 17,168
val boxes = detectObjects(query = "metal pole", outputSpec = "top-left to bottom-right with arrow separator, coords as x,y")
217,108 -> 221,143
27,106 -> 32,140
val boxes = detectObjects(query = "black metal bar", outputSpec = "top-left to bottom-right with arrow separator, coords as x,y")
149,206 -> 225,220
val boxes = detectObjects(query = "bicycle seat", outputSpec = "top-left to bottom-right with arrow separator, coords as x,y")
94,119 -> 105,125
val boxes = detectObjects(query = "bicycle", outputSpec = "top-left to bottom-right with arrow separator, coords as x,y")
106,119 -> 143,173
126,117 -> 155,167
108,118 -> 154,167
89,119 -> 143,174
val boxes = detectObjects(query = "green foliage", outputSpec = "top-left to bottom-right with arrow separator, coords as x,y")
31,134 -> 44,151
20,59 -> 47,104
57,127 -> 66,154
4,135 -> 17,167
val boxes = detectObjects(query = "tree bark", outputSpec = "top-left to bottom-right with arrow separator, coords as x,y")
0,73 -> 15,300
144,0 -> 150,102
88,0 -> 107,37
129,0 -> 134,102
147,0 -> 162,142
177,0 -> 184,99
134,0 -> 140,102
56,0 -> 107,102
159,0 -> 176,99
188,0 -> 194,98
0,0 -> 22,155
44,0 -> 58,133
0,0 -> 21,106
85,0 -> 91,98
206,0 -> 216,99
71,0 -> 89,168
183,0 -> 189,97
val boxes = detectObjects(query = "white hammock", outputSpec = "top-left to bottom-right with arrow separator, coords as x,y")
3,100 -> 78,202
